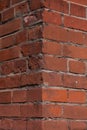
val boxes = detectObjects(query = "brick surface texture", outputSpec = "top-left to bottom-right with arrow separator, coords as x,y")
0,0 -> 87,130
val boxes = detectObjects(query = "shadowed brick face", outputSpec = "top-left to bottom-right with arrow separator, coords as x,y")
0,0 -> 87,129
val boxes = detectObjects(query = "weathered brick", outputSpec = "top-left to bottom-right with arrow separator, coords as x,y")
0,18 -> 22,37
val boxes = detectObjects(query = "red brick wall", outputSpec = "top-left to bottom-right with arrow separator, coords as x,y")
0,0 -> 87,129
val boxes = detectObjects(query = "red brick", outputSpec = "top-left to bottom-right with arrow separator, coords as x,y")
20,104 -> 42,117
43,104 -> 62,117
69,121 -> 87,130
27,120 -> 42,130
0,105 -> 20,117
20,104 -> 62,118
42,88 -> 67,102
0,18 -> 22,37
68,90 -> 86,103
27,88 -> 67,103
0,91 -> 11,103
43,24 -> 87,45
28,56 -> 42,70
42,55 -> 67,72
63,106 -> 87,120
29,0 -> 44,10
42,41 -> 62,55
15,30 -> 28,44
63,44 -> 87,60
70,3 -> 86,17
0,35 -> 15,49
1,0 -> 87,129
42,120 -> 68,130
1,59 -> 27,75
1,8 -> 14,22
0,75 -> 20,89
15,2 -> 29,16
42,72 -> 62,86
21,42 -> 42,56
0,46 -> 21,62
43,0 -> 69,14
13,120 -> 26,130
0,0 -> 10,11
63,74 -> 87,89
12,90 -> 27,103
27,88 -> 42,102
0,119 -> 13,130
12,59 -> 27,73
27,120 -> 68,130
69,60 -> 85,74
28,25 -> 43,40
19,72 -> 43,87
64,15 -> 87,31
63,74 -> 77,89
42,10 -> 62,25
0,72 -> 42,89
69,0 -> 87,5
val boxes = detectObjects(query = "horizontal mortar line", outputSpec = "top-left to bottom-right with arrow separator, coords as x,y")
0,70 -> 42,78
42,69 -> 87,76
0,85 -> 86,92
0,102 -> 86,106
0,28 -> 25,39
0,102 -> 87,107
4,117 -> 87,122
28,117 -> 87,122
45,5 -> 87,16
0,84 -> 42,91
0,86 -> 43,92
0,29 -> 22,38
0,69 -> 86,78
23,38 -> 43,43
64,0 -> 87,7
41,86 -> 87,91
42,86 -> 87,91
43,38 -> 87,48
0,117 -> 27,120
45,7 -> 87,19
0,56 -> 30,64
43,21 -> 87,35
41,69 -> 86,77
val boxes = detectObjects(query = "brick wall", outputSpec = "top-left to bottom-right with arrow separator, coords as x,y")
0,0 -> 87,129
